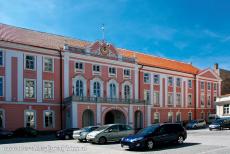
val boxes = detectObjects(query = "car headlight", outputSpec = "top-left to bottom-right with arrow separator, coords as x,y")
130,137 -> 144,142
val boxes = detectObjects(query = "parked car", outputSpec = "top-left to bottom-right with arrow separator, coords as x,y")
186,119 -> 206,129
209,118 -> 230,130
73,126 -> 99,142
0,129 -> 13,138
86,124 -> 134,144
207,114 -> 219,124
121,123 -> 187,150
56,128 -> 79,140
14,127 -> 38,137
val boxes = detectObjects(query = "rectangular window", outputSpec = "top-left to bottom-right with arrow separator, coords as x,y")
144,73 -> 150,83
168,112 -> 173,123
207,95 -> 211,106
176,112 -> 181,122
176,78 -> 181,87
168,93 -> 173,105
154,112 -> 160,123
207,82 -> 211,90
0,110 -> 4,128
176,93 -> 181,105
201,81 -> 205,90
201,112 -> 204,119
44,57 -> 53,72
44,111 -> 54,128
153,92 -> 160,105
44,81 -> 54,99
188,112 -> 192,121
188,80 -> 192,88
144,90 -> 150,104
201,94 -> 205,106
223,104 -> 230,115
93,65 -> 101,72
0,77 -> 3,97
153,74 -> 160,84
188,94 -> 192,106
168,77 -> 173,86
25,111 -> 35,128
25,79 -> 36,98
75,62 -> 84,71
25,55 -> 35,70
214,83 -> 217,91
109,67 -> 116,75
0,51 -> 3,66
124,69 -> 130,77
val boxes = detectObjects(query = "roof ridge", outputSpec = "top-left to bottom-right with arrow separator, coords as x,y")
0,23 -> 91,44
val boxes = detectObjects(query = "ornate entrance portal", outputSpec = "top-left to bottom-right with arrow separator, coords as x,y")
104,110 -> 126,124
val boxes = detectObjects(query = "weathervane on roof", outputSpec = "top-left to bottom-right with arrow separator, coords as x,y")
101,24 -> 105,42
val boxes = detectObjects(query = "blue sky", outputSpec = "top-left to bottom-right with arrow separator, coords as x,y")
1,0 -> 230,69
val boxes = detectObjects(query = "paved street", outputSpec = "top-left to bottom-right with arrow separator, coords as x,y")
0,128 -> 230,154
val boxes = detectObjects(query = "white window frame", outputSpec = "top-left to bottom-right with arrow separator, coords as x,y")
168,93 -> 173,105
107,79 -> 119,99
24,79 -> 36,99
153,91 -> 160,105
0,109 -> 5,128
153,74 -> 160,85
24,54 -> 36,70
188,112 -> 193,121
43,57 -> 54,72
207,82 -> 211,91
168,76 -> 173,86
200,81 -> 205,91
92,64 -> 101,75
43,80 -> 54,99
0,50 -> 4,67
176,78 -> 181,87
168,112 -> 173,123
144,90 -> 150,104
43,110 -> 55,128
223,104 -> 230,115
0,76 -> 4,97
176,112 -> 181,122
154,112 -> 160,123
188,80 -> 192,89
73,75 -> 87,97
24,109 -> 36,128
108,67 -> 117,77
176,93 -> 181,105
214,83 -> 217,91
144,73 -> 150,84
200,93 -> 205,107
122,81 -> 133,100
123,68 -> 131,78
75,61 -> 84,72
188,93 -> 192,106
207,94 -> 211,106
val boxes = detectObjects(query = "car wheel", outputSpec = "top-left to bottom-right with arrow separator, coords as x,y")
65,135 -> 70,140
98,137 -> 106,144
78,139 -> 83,142
220,127 -> 223,130
146,140 -> 154,150
177,136 -> 184,144
209,128 -> 212,131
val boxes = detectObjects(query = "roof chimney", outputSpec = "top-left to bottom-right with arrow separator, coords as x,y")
214,63 -> 220,76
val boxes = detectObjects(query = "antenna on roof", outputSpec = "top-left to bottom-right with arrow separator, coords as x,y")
101,24 -> 105,42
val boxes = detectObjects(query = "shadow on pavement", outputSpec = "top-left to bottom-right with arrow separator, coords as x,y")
0,135 -> 58,145
126,142 -> 201,152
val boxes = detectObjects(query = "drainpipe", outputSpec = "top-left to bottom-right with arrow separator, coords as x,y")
194,74 -> 197,120
59,48 -> 63,130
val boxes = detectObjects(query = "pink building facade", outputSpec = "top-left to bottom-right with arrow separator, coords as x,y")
0,23 -> 222,131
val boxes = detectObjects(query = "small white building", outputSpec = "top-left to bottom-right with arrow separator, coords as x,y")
216,94 -> 230,118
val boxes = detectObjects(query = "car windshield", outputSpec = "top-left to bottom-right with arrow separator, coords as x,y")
190,120 -> 197,123
94,126 -> 109,131
136,125 -> 159,135
213,119 -> 223,124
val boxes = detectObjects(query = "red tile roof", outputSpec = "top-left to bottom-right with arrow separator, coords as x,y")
0,23 -> 199,74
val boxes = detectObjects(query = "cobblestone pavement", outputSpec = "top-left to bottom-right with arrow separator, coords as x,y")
0,128 -> 230,154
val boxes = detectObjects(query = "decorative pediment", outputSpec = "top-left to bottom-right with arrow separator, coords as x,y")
88,41 -> 118,57
198,68 -> 221,80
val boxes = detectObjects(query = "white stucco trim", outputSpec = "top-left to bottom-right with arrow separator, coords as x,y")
107,79 -> 119,98
71,102 -> 78,128
64,52 -> 70,98
18,52 -> 24,101
24,79 -> 37,99
37,55 -> 42,102
122,81 -> 133,99
90,77 -> 104,97
0,108 -> 5,128
43,110 -> 55,128
72,75 -> 87,97
24,109 -> 37,129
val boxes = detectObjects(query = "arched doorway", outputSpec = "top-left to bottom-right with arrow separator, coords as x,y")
134,111 -> 143,129
82,109 -> 94,127
104,110 -> 126,124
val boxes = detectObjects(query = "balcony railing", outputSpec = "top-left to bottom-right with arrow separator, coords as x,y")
64,96 -> 147,105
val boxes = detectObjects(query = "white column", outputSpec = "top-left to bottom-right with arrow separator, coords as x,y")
181,79 -> 185,108
64,52 -> 70,98
96,103 -> 101,125
173,77 -> 176,107
5,51 -> 12,101
147,106 -> 151,126
196,77 -> 199,108
160,74 -> 166,107
71,102 -> 78,128
150,73 -> 154,105
129,105 -> 133,125
134,63 -> 139,99
17,52 -> 23,101
218,81 -> 221,97
37,55 -> 43,102
185,79 -> 188,107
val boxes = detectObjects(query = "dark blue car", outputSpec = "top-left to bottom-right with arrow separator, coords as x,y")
121,123 -> 187,150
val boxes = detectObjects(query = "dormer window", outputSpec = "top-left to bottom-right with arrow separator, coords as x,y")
93,65 -> 101,72
124,69 -> 130,77
75,62 -> 84,71
109,67 -> 116,75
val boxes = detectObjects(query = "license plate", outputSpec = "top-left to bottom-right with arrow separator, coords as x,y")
122,145 -> 129,149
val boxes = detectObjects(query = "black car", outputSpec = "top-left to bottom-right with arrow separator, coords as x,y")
121,123 -> 187,150
56,128 -> 79,140
14,127 -> 38,137
209,118 -> 230,130
0,129 -> 13,138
